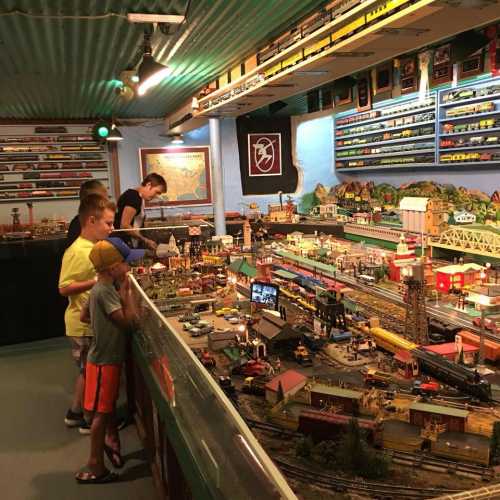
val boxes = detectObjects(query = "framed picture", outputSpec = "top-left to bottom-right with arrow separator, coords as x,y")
356,73 -> 372,112
335,87 -> 352,106
139,146 -> 212,207
400,56 -> 417,94
375,64 -> 392,94
432,44 -> 452,84
459,51 -> 484,78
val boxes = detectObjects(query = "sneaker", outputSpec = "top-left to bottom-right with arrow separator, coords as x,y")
79,420 -> 92,435
64,409 -> 84,428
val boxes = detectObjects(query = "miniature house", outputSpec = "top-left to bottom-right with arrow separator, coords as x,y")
265,370 -> 307,404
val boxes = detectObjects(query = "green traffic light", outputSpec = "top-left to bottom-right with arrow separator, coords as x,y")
98,125 -> 109,138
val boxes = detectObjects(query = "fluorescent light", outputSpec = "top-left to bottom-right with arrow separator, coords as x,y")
170,134 -> 184,144
127,13 -> 185,24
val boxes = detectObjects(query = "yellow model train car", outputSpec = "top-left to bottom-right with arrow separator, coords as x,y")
281,51 -> 303,69
303,36 -> 331,57
366,0 -> 411,23
264,62 -> 282,79
368,326 -> 418,354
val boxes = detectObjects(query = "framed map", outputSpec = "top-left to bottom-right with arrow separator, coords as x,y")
139,146 -> 211,206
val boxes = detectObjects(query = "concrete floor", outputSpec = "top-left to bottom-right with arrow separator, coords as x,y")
0,337 -> 155,500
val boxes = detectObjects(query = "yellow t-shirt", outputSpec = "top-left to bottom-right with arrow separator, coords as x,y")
59,236 -> 96,337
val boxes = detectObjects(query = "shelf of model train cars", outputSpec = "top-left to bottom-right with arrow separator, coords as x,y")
335,101 -> 435,129
441,84 -> 500,106
336,147 -> 434,161
444,105 -> 499,121
439,152 -> 500,163
0,134 -> 94,143
441,125 -> 500,137
439,142 -> 499,152
23,172 -> 93,179
336,132 -> 435,150
335,119 -> 435,140
336,161 -> 435,171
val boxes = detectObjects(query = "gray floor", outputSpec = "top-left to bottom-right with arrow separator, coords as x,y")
0,337 -> 156,500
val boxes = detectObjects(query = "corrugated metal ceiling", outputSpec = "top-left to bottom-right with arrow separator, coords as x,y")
0,0 -> 328,119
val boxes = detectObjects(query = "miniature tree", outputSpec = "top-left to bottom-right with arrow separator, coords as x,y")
296,435 -> 314,458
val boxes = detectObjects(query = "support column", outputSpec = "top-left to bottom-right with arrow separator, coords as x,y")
209,118 -> 226,236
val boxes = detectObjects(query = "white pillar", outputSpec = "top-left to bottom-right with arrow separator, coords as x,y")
209,118 -> 226,236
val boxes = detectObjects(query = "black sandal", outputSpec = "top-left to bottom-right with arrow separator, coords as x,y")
75,468 -> 118,484
104,444 -> 124,469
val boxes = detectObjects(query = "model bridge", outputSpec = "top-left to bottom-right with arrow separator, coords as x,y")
430,225 -> 500,260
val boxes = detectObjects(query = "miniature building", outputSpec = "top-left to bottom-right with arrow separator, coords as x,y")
228,258 -> 257,284
423,342 -> 478,365
456,330 -> 500,362
352,212 -> 371,225
243,219 -> 252,249
252,311 -> 302,352
453,210 -> 476,224
409,402 -> 469,433
207,330 -> 237,351
399,197 -> 448,236
267,204 -> 289,223
309,383 -> 363,415
430,431 -> 490,466
435,263 -> 484,292
466,284 -> 500,308
264,369 -> 307,404
286,231 -> 304,243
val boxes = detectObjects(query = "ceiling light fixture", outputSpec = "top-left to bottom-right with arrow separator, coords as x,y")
170,133 -> 184,144
137,32 -> 172,96
107,123 -> 124,142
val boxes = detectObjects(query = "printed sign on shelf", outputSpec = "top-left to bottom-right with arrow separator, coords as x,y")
248,133 -> 282,177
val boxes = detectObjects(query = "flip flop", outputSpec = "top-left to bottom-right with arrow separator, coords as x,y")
104,444 -> 124,469
75,468 -> 118,484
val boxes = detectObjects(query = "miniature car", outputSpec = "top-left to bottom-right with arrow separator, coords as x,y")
190,325 -> 213,337
227,317 -> 240,325
412,380 -> 440,395
215,307 -> 232,317
240,360 -> 268,377
179,312 -> 200,323
182,322 -> 195,331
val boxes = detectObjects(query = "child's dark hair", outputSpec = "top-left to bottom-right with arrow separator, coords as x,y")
78,194 -> 116,224
79,180 -> 106,200
142,173 -> 167,192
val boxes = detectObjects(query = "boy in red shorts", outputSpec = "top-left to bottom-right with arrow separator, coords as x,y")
76,237 -> 144,484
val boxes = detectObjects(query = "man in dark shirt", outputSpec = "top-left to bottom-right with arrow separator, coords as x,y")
66,180 -> 108,248
114,173 -> 167,250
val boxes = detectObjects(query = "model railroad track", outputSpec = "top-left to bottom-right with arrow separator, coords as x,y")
273,459 -> 461,499
246,418 -> 493,483
245,418 -> 301,438
387,449 -> 494,481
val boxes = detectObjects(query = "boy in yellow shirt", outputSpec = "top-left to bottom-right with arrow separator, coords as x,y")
59,194 -> 116,432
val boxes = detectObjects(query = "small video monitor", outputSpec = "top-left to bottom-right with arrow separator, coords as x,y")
250,281 -> 279,310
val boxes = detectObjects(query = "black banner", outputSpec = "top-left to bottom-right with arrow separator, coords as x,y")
236,116 -> 299,195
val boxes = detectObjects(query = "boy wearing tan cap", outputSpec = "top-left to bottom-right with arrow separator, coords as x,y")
76,237 -> 143,484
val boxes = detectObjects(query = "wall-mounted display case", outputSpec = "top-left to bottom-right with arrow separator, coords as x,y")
334,92 -> 437,172
334,76 -> 500,173
438,78 -> 500,166
0,127 -> 110,203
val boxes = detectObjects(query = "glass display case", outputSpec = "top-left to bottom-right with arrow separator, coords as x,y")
129,274 -> 296,500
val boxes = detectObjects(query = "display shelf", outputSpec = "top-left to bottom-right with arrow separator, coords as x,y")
440,127 -> 500,137
336,148 -> 434,161
336,134 -> 435,150
336,162 -> 436,172
439,144 -> 500,152
335,120 -> 435,140
0,167 -> 107,174
335,104 -> 435,129
0,195 -> 79,203
0,126 -> 111,205
437,160 -> 500,166
441,93 -> 500,108
439,110 -> 500,122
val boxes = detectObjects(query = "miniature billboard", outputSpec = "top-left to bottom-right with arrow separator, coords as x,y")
250,281 -> 280,310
